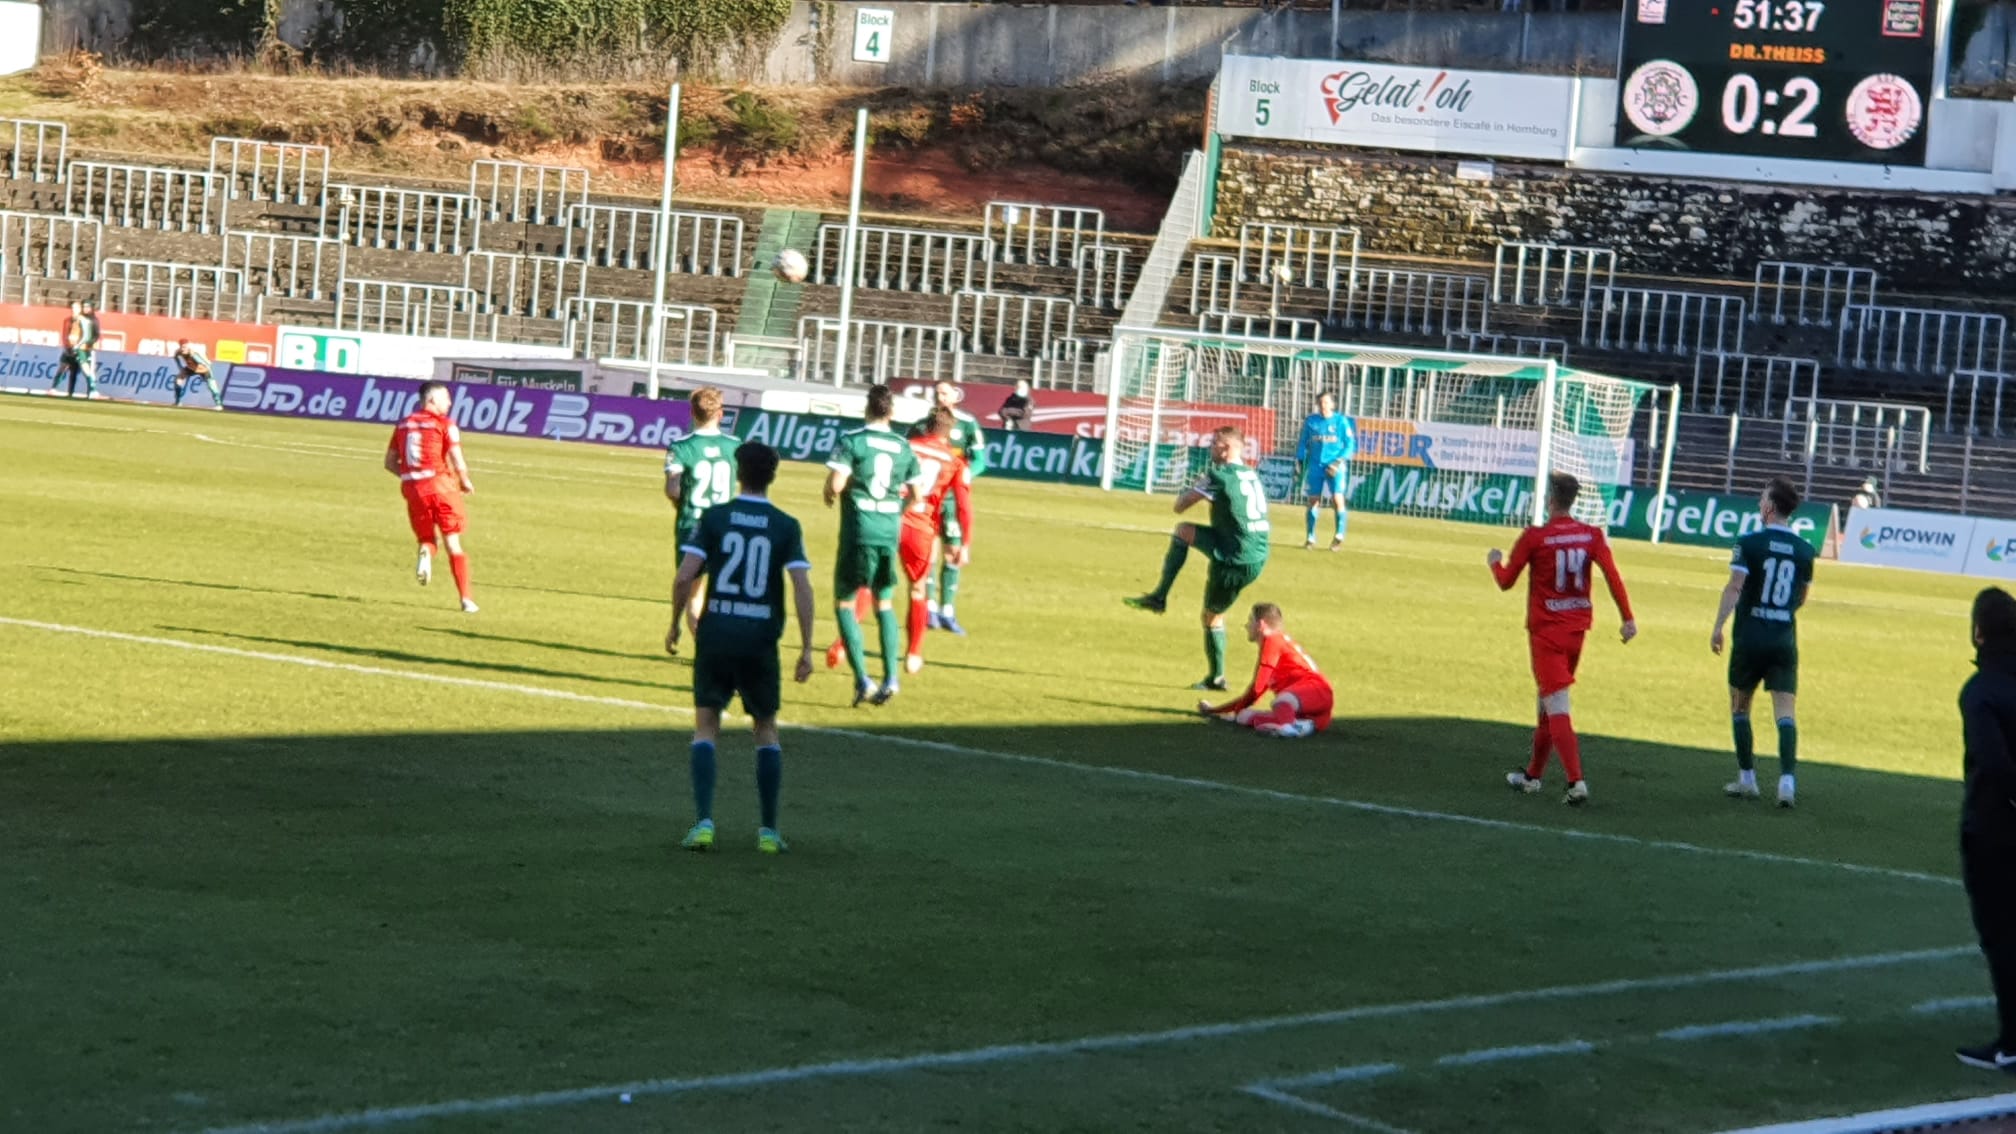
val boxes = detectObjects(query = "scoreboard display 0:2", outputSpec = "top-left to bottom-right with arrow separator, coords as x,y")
1615,0 -> 1940,166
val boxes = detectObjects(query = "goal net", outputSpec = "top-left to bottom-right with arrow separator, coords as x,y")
1099,328 -> 1668,528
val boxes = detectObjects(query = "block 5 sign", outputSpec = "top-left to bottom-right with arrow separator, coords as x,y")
1217,56 -> 1578,161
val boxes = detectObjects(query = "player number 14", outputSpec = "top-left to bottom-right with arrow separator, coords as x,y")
1555,548 -> 1589,594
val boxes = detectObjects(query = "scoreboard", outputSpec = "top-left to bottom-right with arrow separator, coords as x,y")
1615,0 -> 1941,166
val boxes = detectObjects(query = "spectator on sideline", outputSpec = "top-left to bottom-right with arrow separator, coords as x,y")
1000,379 -> 1034,432
1958,587 -> 2016,1072
1853,477 -> 1883,510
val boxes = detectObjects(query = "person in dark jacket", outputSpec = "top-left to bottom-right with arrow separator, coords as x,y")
999,379 -> 1033,433
1958,586 -> 2016,1071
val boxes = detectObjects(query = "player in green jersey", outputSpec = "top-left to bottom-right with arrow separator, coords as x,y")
667,442 -> 815,855
1125,425 -> 1273,690
1711,476 -> 1817,809
662,386 -> 742,651
922,380 -> 986,635
826,384 -> 923,706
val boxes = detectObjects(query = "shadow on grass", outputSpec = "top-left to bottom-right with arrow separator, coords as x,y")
41,565 -> 395,607
156,624 -> 681,693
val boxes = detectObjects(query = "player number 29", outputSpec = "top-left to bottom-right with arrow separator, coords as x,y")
715,532 -> 772,600
695,460 -> 733,506
1554,548 -> 1589,593
1760,557 -> 1797,607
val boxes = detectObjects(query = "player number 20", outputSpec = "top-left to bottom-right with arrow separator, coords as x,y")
1554,548 -> 1589,593
715,532 -> 772,600
1761,557 -> 1797,607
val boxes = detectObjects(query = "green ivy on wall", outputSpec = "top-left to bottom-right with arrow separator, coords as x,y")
442,0 -> 792,73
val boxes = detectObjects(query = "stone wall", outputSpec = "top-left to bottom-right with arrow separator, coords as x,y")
1214,144 -> 2016,293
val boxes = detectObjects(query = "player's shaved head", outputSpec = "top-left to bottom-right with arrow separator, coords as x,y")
690,385 -> 724,426
1547,472 -> 1580,514
865,384 -> 895,423
417,380 -> 451,413
1251,602 -> 1283,627
1764,477 -> 1801,520
737,442 -> 781,493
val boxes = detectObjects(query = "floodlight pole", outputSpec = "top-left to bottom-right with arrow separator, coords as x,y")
833,107 -> 869,389
645,83 -> 680,401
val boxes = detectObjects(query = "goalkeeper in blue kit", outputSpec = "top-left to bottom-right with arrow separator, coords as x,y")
1296,391 -> 1357,551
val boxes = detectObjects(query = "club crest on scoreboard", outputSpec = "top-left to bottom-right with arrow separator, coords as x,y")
1621,60 -> 1699,139
1845,73 -> 1923,150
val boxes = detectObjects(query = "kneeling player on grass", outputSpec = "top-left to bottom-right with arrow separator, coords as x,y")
1125,425 -> 1272,691
669,442 -> 815,855
1197,602 -> 1333,739
1488,472 -> 1637,805
386,381 -> 478,613
1711,476 -> 1815,808
170,339 -> 223,409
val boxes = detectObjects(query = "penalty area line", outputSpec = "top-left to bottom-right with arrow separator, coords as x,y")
1712,1091 -> 2016,1134
0,616 -> 1958,889
192,945 -> 1975,1134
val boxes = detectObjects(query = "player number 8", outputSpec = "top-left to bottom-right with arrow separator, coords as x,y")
868,452 -> 895,499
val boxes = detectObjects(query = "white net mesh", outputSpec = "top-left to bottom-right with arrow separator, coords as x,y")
1106,330 -> 1657,527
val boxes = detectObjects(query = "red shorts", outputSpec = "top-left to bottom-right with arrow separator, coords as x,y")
1529,630 -> 1585,697
1278,678 -> 1335,731
403,488 -> 466,543
899,523 -> 937,584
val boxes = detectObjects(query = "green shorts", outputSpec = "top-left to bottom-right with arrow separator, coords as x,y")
692,644 -> 782,719
1728,635 -> 1799,695
834,540 -> 899,601
1190,526 -> 1265,614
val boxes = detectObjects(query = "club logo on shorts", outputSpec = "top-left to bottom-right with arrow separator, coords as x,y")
1621,61 -> 1698,138
1845,74 -> 1923,151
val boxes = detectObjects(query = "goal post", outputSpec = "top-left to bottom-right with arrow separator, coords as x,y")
1099,326 -> 1671,531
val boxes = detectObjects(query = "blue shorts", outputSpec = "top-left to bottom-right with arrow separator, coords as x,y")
1304,467 -> 1348,500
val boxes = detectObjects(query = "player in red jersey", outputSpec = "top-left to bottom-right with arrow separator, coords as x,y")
1488,472 -> 1636,804
1197,602 -> 1334,739
385,380 -> 478,613
825,407 -> 972,675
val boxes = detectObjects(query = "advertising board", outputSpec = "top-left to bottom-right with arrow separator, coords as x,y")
1838,505 -> 1975,573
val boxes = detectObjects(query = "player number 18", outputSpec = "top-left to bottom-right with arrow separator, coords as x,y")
1760,557 -> 1797,607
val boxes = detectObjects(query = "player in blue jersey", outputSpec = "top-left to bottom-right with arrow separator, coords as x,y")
1296,391 -> 1357,551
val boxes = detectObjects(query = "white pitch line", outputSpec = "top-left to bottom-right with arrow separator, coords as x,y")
1712,1091 -> 2016,1134
1657,1014 -> 1839,1042
1267,1062 -> 1403,1090
0,616 -> 1961,890
191,945 -> 1974,1134
1913,994 -> 1995,1015
1240,1086 -> 1418,1134
1434,1039 -> 1596,1066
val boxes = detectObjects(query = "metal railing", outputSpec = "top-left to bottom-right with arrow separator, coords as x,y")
0,118 -> 66,183
1948,368 -> 2014,436
98,259 -> 247,321
66,161 -> 227,234
0,212 -> 101,280
1337,268 -> 1490,337
560,203 -> 745,275
328,184 -> 480,254
815,223 -> 991,294
1444,331 -> 1570,363
1236,222 -> 1359,289
1491,242 -> 1615,307
983,202 -> 1105,267
222,231 -> 345,301
1186,252 -> 1238,316
471,159 -> 588,226
1751,261 -> 1877,328
1075,243 -> 1131,311
1837,303 -> 2007,376
209,137 -> 329,207
1581,286 -> 1746,356
1198,310 -> 1321,341
1779,397 -> 1932,476
336,278 -> 486,339
1690,351 -> 1820,415
464,251 -> 585,321
565,297 -> 718,367
952,291 -> 1078,359
798,315 -> 963,384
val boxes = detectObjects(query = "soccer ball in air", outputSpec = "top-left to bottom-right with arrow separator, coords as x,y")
772,248 -> 809,284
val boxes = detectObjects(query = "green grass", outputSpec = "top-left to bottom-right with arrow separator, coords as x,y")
0,395 -> 1998,1134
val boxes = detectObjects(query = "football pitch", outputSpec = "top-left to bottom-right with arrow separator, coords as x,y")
0,396 -> 2002,1134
